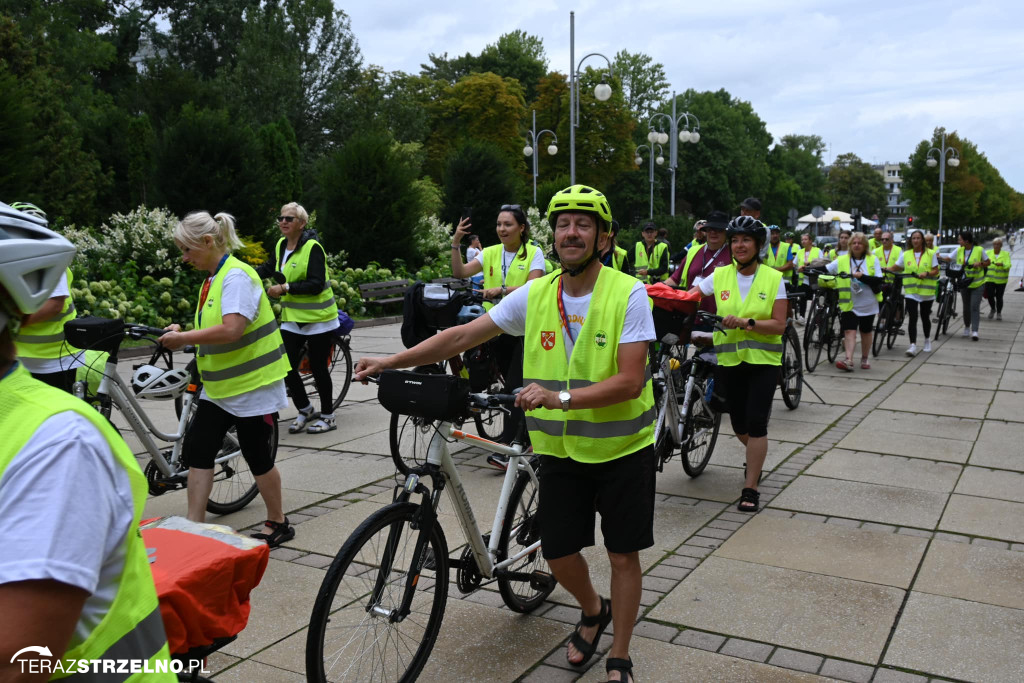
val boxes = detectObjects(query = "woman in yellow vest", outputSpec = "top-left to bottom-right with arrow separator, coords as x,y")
938,231 -> 989,341
793,233 -> 823,323
599,220 -> 633,275
159,211 -> 295,547
692,217 -> 787,513
825,233 -> 884,371
896,229 -> 938,356
256,202 -> 340,434
984,237 -> 1010,321
0,203 -> 174,679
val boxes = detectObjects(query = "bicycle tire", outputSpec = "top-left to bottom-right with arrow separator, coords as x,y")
497,469 -> 555,612
942,291 -> 954,335
826,308 -> 843,363
472,379 -> 506,442
294,337 -> 353,413
780,325 -> 803,410
306,502 -> 449,683
802,308 -> 824,373
389,412 -> 443,476
872,301 -> 889,356
886,301 -> 900,349
934,294 -> 948,340
680,382 -> 721,477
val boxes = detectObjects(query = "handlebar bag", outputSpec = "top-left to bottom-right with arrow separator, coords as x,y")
64,316 -> 125,354
379,369 -> 470,421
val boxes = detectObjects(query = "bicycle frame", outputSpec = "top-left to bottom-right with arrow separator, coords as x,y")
653,341 -> 683,452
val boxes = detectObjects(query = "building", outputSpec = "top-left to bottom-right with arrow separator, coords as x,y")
873,162 -> 910,230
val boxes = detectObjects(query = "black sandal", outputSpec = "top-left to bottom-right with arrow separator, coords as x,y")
605,656 -> 633,682
567,596 -> 612,668
737,488 -> 760,512
250,518 -> 295,548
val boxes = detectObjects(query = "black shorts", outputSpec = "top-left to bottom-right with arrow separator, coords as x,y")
840,311 -> 875,333
183,399 -> 277,476
538,446 -> 656,560
715,362 -> 776,438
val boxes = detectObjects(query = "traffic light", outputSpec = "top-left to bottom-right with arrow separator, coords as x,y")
907,216 -> 914,226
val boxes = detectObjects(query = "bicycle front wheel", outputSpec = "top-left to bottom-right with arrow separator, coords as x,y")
306,502 -> 449,683
389,412 -> 441,476
802,309 -> 824,373
872,301 -> 889,356
826,309 -> 843,363
298,337 -> 353,413
681,382 -> 721,477
780,326 -> 803,410
497,469 -> 555,613
934,295 -> 948,340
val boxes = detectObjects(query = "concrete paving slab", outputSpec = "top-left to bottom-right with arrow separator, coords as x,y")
769,476 -> 948,528
915,539 -> 1024,610
954,466 -> 1024,503
689,439 -> 799,474
716,515 -> 927,588
939,493 -> 1024,544
760,417 -> 829,444
986,391 -> 1024,421
656,464 -> 747,503
969,420 -> 1024,470
648,556 -> 904,663
273,451 -> 394,494
142,487 -> 327,532
844,409 -> 980,442
878,383 -> 993,418
927,347 -> 1009,368
907,363 -> 1003,389
769,400 -> 849,425
1004,354 -> 1024,370
546,544 -> 663,607
579,636 -> 833,682
284,500 -> 388,555
998,369 -> 1024,392
836,425 -> 971,464
806,449 -> 962,492
332,429 -> 393,457
213,659 -> 306,682
883,591 -> 1024,682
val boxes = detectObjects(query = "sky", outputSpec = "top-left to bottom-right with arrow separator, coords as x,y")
343,0 -> 1024,192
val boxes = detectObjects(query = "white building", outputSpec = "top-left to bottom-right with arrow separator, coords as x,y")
873,162 -> 910,230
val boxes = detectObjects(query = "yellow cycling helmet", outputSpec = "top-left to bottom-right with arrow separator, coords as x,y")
546,184 -> 613,224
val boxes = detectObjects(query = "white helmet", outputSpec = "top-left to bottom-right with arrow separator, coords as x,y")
131,364 -> 191,400
0,201 -> 76,335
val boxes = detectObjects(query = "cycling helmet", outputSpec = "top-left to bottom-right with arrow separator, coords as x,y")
455,303 -> 485,326
767,224 -> 780,232
726,215 -> 767,246
0,201 -> 76,336
8,202 -> 47,219
546,185 -> 613,224
131,364 -> 191,400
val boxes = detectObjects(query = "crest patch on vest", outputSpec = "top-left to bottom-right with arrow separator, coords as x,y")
721,290 -> 731,301
595,331 -> 607,348
541,330 -> 555,350
758,292 -> 767,300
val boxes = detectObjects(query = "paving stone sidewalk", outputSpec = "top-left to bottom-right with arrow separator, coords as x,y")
132,247 -> 1024,682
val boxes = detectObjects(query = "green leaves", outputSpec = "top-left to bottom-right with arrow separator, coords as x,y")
825,153 -> 888,221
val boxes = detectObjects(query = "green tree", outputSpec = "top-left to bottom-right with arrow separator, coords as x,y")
764,134 -> 828,226
348,68 -> 435,144
442,141 -> 524,245
421,30 -> 548,102
151,0 -> 262,78
612,50 -> 669,123
825,153 -> 889,221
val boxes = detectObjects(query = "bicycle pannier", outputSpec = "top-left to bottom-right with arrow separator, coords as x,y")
64,316 -> 125,354
378,370 -> 470,421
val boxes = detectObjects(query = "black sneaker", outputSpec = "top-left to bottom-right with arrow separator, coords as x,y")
486,454 -> 509,471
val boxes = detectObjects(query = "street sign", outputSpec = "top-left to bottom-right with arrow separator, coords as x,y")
787,208 -> 798,219
811,205 -> 824,218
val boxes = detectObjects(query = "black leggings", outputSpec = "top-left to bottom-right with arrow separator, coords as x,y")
904,299 -> 933,344
282,328 -> 334,414
716,362 -> 777,438
31,368 -> 76,392
796,283 -> 813,318
986,282 -> 1006,313
490,333 -> 525,441
183,399 -> 276,475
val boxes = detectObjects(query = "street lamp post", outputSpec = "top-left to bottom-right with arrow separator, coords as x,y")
523,109 -> 558,206
634,144 -> 665,219
648,91 -> 700,216
568,11 -> 614,185
926,132 -> 961,240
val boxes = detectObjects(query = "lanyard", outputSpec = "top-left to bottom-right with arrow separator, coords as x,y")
555,267 -> 600,346
700,246 -> 726,276
198,254 -> 230,324
851,258 -> 865,274
501,249 -> 516,287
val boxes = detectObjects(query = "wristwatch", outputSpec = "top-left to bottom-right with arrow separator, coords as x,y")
284,283 -> 290,293
747,318 -> 756,330
559,390 -> 572,411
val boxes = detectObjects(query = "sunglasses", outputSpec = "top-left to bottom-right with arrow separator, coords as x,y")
277,216 -> 296,223
500,204 -> 522,211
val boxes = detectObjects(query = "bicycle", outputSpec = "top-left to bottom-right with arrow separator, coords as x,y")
780,287 -> 805,409
933,266 -> 962,339
290,328 -> 353,414
305,371 -> 555,682
65,316 -> 278,514
872,274 -> 907,356
801,270 -> 848,373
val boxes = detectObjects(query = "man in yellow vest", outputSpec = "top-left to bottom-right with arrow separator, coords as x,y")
0,202 -> 174,680
868,227 -> 884,252
354,185 -> 656,683
984,237 -> 1010,320
873,231 -> 904,285
763,225 -> 795,277
599,220 -> 633,275
632,221 -> 669,284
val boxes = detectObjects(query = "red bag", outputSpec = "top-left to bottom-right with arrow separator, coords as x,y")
645,282 -> 701,314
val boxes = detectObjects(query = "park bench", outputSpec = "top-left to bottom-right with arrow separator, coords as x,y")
357,279 -> 410,308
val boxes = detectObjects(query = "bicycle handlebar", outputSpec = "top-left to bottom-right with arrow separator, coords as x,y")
468,388 -> 521,409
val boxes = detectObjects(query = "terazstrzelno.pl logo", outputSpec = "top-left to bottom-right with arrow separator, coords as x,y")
10,645 -> 209,676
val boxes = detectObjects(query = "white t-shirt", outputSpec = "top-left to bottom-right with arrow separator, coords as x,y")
826,257 -> 884,316
278,247 -> 340,337
199,268 -> 288,417
473,247 -> 547,285
896,250 -> 940,302
466,246 -> 482,262
698,267 -> 788,301
19,272 -> 85,375
488,278 -> 655,362
0,410 -> 133,650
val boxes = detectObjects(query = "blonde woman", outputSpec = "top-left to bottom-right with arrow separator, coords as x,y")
159,211 -> 294,547
826,233 -> 883,371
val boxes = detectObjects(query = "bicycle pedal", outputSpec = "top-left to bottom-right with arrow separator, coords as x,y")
529,570 -> 556,592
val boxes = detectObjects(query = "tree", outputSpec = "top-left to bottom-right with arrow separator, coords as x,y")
764,134 -> 828,226
421,31 -> 548,103
151,0 -> 263,78
442,141 -> 524,245
347,68 -> 435,144
612,50 -> 669,123
825,153 -> 888,221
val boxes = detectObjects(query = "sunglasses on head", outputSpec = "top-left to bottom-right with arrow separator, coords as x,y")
277,216 -> 296,222
500,204 -> 522,211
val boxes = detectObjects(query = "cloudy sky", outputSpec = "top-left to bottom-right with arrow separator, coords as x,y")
345,0 -> 1024,192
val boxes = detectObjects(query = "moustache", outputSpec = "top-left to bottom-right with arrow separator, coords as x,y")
560,240 -> 586,248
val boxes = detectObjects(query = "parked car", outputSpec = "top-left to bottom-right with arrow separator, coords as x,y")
936,244 -> 958,271
815,236 -> 838,252
892,232 -> 906,248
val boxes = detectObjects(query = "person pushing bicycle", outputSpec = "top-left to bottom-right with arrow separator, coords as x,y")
355,185 -> 655,683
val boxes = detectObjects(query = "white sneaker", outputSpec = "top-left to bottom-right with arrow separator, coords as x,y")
962,329 -> 971,338
905,344 -> 917,357
997,312 -> 1002,321
988,309 -> 995,319
923,339 -> 932,353
972,331 -> 979,341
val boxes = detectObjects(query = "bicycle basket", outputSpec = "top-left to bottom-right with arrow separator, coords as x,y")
378,370 -> 470,421
652,306 -> 694,344
417,283 -> 468,330
462,343 -> 494,392
64,316 -> 125,354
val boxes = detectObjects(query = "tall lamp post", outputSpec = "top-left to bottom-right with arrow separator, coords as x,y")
523,110 -> 558,206
926,132 -> 960,240
634,144 -> 665,219
569,11 -> 614,185
648,92 -> 700,216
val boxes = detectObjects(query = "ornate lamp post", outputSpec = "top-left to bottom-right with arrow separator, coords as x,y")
568,11 -> 614,184
926,132 -> 961,240
648,92 -> 700,216
523,110 -> 558,206
634,144 -> 665,219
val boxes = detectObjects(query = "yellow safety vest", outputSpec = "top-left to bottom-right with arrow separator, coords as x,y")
522,268 -> 655,463
634,242 -> 669,283
612,245 -> 628,273
902,249 -> 937,298
274,237 -> 339,324
834,254 -> 883,312
794,247 -> 823,284
195,256 -> 289,399
985,249 -> 1011,284
0,365 -> 174,681
14,268 -> 80,360
868,237 -> 881,252
712,265 -> 783,367
763,243 -> 793,271
481,243 -> 541,311
956,246 -> 986,289
872,246 -> 903,283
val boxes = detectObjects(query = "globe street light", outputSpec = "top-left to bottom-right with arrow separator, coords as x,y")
648,91 -> 701,216
569,11 -> 615,184
523,109 -> 558,206
925,131 -> 961,240
635,143 -> 665,219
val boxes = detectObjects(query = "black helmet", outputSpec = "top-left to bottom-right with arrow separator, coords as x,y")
726,215 -> 767,248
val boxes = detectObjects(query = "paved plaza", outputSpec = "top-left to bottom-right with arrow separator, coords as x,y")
128,251 -> 1024,682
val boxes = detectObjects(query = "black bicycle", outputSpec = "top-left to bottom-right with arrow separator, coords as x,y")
801,270 -> 849,373
934,266 -> 962,339
781,288 -> 805,409
872,274 -> 906,356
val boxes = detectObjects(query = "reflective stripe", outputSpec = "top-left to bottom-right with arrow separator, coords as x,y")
715,340 -> 783,354
199,320 -> 280,357
523,366 -> 653,392
526,405 -> 657,439
15,331 -> 65,343
64,607 -> 167,682
200,344 -> 285,382
280,296 -> 337,311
